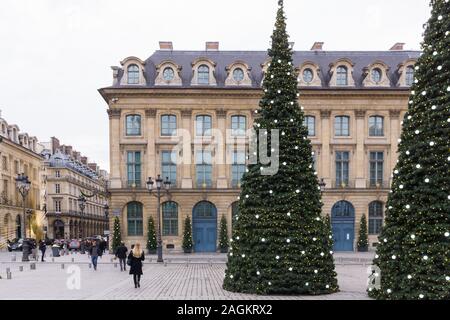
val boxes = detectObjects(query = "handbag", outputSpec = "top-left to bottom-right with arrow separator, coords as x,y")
127,256 -> 132,266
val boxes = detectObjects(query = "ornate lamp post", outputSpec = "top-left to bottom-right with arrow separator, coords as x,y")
77,195 -> 86,238
16,173 -> 31,262
146,175 -> 171,263
104,204 -> 110,249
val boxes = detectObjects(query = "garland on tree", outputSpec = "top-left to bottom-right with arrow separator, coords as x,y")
147,217 -> 157,254
369,0 -> 449,300
223,0 -> 338,295
182,216 -> 193,253
111,216 -> 122,253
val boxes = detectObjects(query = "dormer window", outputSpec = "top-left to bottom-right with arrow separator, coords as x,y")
155,60 -> 182,86
298,62 -> 321,87
163,67 -> 175,81
233,68 -> 244,82
371,68 -> 382,83
302,69 -> 314,83
127,64 -> 140,84
336,66 -> 348,86
405,66 -> 414,86
198,65 -> 210,85
225,61 -> 252,86
363,61 -> 390,87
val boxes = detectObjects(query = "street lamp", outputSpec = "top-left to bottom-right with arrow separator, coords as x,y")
77,195 -> 86,239
319,178 -> 327,193
104,204 -> 109,249
146,175 -> 171,263
16,173 -> 31,262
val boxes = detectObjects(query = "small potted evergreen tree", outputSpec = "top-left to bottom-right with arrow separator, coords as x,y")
357,215 -> 369,252
146,217 -> 157,254
182,216 -> 193,253
218,215 -> 229,253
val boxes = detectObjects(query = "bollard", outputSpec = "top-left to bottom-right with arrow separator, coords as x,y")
7,272 -> 12,280
30,263 -> 36,270
6,267 -> 10,274
19,266 -> 24,272
11,254 -> 16,262
71,258 -> 75,263
52,258 -> 55,262
61,263 -> 65,269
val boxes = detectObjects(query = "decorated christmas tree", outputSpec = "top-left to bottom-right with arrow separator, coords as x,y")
146,217 -> 157,254
357,215 -> 368,252
369,0 -> 449,300
182,216 -> 193,253
223,0 -> 338,295
219,215 -> 229,253
111,216 -> 122,253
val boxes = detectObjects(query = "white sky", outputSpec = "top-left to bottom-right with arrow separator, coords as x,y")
0,0 -> 431,171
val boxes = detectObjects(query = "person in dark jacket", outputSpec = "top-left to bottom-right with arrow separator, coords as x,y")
39,240 -> 46,262
89,241 -> 101,271
128,243 -> 145,288
115,242 -> 128,271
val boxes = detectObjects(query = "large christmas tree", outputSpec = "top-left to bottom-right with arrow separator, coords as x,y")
223,0 -> 338,295
369,0 -> 449,300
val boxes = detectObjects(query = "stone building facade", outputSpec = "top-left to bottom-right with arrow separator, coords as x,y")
0,111 -> 45,247
42,137 -> 109,240
99,41 -> 419,252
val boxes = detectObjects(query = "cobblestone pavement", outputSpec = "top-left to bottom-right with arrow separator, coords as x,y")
0,251 -> 373,300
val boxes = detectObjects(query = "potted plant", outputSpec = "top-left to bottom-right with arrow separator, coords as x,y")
218,215 -> 229,253
111,216 -> 122,254
357,215 -> 369,252
146,217 -> 157,254
182,216 -> 193,253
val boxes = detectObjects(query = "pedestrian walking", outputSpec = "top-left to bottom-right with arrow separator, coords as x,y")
39,240 -> 46,262
89,241 -> 101,271
115,242 -> 128,271
128,243 -> 145,288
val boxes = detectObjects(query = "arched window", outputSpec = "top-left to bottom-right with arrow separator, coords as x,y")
232,68 -> 244,82
193,201 -> 216,218
162,202 -> 178,236
369,116 -> 384,136
163,67 -> 175,81
303,116 -> 316,136
405,66 -> 414,86
369,201 -> 384,234
371,68 -> 382,83
302,68 -> 314,83
331,200 -> 355,217
335,116 -> 350,136
127,202 -> 143,236
198,65 -> 210,85
126,115 -> 141,136
161,115 -> 177,136
196,115 -> 212,136
127,64 -> 140,84
336,66 -> 348,86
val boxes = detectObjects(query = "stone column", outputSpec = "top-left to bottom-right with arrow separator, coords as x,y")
181,109 -> 193,189
146,109 -> 157,181
355,110 -> 366,189
320,110 -> 332,187
389,110 -> 401,185
215,109 -> 228,188
108,109 -> 122,188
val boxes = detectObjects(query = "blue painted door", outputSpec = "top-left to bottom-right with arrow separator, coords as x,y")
331,201 -> 355,252
193,202 -> 217,252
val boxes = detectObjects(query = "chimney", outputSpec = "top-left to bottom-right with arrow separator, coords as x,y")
64,145 -> 73,156
81,156 -> 88,165
390,43 -> 405,51
159,41 -> 173,51
88,163 -> 98,172
206,41 -> 219,51
311,42 -> 324,51
51,137 -> 60,154
73,151 -> 81,161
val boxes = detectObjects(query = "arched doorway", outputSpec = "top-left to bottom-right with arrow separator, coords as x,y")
54,220 -> 65,239
331,201 -> 355,251
16,215 -> 21,239
192,201 -> 217,252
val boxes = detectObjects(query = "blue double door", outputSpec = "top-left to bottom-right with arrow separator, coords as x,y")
331,201 -> 355,252
193,201 -> 217,252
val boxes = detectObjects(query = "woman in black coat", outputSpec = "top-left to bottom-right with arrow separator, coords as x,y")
128,243 -> 145,288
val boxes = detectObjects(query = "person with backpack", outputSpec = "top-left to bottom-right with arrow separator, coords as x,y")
128,243 -> 145,288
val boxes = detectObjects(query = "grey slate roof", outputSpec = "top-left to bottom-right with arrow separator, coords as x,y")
112,50 -> 421,89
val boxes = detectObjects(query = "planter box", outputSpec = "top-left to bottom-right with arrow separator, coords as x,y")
358,246 -> 368,252
183,249 -> 192,254
147,249 -> 157,254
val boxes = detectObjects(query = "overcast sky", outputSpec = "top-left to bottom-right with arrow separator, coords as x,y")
0,0 -> 430,171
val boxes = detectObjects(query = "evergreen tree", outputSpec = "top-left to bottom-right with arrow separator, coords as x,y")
219,215 -> 229,253
111,216 -> 122,253
357,215 -> 368,252
369,0 -> 449,300
182,216 -> 193,253
223,0 -> 338,295
146,217 -> 157,254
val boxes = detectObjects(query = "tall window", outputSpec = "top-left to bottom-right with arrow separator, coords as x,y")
232,151 -> 246,187
369,116 -> 384,137
369,201 -> 384,234
336,66 -> 348,86
55,170 -> 60,178
369,152 -> 384,187
161,151 -> 177,184
198,65 -> 210,85
55,200 -> 61,213
126,115 -> 141,136
335,116 -> 350,136
55,184 -> 61,194
196,115 -> 212,136
405,66 -> 415,86
196,150 -> 212,188
161,115 -> 177,136
1,156 -> 7,171
162,201 -> 178,236
127,202 -> 143,236
231,115 -> 246,136
127,151 -> 141,187
335,151 -> 349,187
304,116 -> 316,136
127,64 -> 140,84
